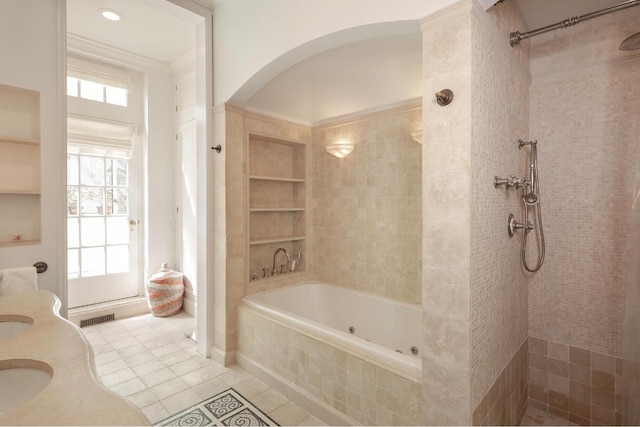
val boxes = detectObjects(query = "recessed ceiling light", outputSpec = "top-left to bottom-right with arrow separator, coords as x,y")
99,9 -> 122,22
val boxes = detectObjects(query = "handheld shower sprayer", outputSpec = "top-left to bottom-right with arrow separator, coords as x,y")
495,139 -> 546,272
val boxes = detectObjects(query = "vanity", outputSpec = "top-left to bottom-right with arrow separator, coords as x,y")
0,291 -> 149,425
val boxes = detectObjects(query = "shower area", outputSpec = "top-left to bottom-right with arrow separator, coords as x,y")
420,0 -> 640,425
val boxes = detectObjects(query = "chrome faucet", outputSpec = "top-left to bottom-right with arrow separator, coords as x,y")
272,248 -> 290,276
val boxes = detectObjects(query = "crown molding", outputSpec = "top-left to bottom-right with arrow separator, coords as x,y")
67,34 -> 172,74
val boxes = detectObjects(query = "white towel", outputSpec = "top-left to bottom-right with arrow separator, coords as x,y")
0,267 -> 38,296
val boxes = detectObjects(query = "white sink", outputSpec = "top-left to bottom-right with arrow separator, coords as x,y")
0,364 -> 52,416
0,316 -> 33,340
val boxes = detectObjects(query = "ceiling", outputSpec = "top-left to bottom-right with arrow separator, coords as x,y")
67,0 -> 632,123
67,0 -> 201,64
244,35 -> 423,125
244,0 -> 629,124
514,0 -> 624,30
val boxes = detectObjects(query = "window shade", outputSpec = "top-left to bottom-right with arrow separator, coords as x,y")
67,115 -> 136,158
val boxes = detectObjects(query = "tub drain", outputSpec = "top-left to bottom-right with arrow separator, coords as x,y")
348,326 -> 355,334
410,346 -> 419,356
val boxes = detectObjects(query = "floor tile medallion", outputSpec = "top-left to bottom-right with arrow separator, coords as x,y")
159,388 -> 279,426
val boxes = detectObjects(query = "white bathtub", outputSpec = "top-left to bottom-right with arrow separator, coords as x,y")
238,282 -> 423,425
241,282 -> 422,380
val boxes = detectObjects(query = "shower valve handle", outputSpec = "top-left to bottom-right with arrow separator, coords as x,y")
508,214 -> 534,237
494,176 -> 530,189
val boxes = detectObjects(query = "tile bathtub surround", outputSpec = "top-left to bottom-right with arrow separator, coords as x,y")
472,339 -> 529,426
214,104 -> 313,360
238,306 -> 422,426
528,336 -> 624,426
311,102 -> 422,305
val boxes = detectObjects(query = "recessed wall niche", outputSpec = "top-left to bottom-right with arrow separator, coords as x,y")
0,83 -> 41,246
247,133 -> 307,281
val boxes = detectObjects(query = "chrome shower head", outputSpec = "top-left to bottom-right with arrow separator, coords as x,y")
620,32 -> 640,51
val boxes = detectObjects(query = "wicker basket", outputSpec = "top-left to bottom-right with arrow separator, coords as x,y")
146,263 -> 184,317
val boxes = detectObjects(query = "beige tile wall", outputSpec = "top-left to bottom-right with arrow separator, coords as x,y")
310,103 -> 422,305
243,111 -> 313,298
213,105 -> 313,360
470,0 -> 531,413
421,0 -> 531,423
528,7 -> 640,424
472,339 -> 529,425
420,0 -> 474,423
622,134 -> 640,424
528,10 -> 640,358
238,306 -> 422,426
528,336 -> 624,426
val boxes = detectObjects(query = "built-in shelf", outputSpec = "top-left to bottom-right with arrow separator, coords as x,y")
249,175 -> 305,183
0,135 -> 39,145
249,271 -> 306,285
248,132 -> 307,280
0,240 -> 41,248
0,83 -> 41,245
250,207 -> 305,212
0,190 -> 41,195
250,235 -> 306,246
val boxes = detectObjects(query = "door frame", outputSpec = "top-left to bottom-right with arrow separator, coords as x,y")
57,0 -> 214,358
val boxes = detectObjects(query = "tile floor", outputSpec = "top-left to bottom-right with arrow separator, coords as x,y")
81,311 -> 326,426
520,405 -> 578,426
84,312 -> 579,427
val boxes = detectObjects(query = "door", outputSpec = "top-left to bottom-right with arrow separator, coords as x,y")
67,151 -> 139,308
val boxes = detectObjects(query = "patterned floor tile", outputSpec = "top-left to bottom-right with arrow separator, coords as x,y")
159,388 -> 278,427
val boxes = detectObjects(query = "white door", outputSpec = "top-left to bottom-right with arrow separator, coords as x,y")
67,151 -> 139,308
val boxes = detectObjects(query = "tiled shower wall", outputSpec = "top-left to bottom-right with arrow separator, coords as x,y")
311,104 -> 422,305
528,6 -> 640,424
528,336 -> 624,425
470,0 -> 530,420
623,135 -> 640,424
419,0 -> 530,423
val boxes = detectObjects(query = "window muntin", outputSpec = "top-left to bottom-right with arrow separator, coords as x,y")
67,153 -> 130,279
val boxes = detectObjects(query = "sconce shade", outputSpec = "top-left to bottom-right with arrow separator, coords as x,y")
325,140 -> 354,158
410,130 -> 423,144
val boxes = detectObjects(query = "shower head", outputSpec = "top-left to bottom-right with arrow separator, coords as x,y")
620,32 -> 640,51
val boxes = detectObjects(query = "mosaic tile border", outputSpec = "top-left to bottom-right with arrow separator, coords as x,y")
158,388 -> 279,426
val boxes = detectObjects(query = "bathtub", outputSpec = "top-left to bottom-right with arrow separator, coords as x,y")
237,282 -> 422,425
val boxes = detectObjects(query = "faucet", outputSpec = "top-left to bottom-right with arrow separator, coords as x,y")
272,248 -> 290,276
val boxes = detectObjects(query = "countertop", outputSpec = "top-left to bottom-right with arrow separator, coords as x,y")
0,291 -> 150,426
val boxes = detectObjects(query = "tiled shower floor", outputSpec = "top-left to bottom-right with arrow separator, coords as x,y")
521,405 -> 578,426
81,311 -> 325,426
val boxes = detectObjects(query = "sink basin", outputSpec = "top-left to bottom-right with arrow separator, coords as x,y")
0,360 -> 52,416
0,315 -> 33,340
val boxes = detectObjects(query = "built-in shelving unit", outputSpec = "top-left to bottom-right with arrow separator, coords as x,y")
248,133 -> 307,282
0,84 -> 41,246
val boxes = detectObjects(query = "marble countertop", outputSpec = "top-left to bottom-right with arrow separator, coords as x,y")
0,291 -> 149,426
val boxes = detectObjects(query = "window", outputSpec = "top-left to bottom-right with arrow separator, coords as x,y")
67,76 -> 128,107
67,153 -> 130,278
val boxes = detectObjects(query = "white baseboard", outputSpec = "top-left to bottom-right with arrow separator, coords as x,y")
236,352 -> 357,426
68,296 -> 150,327
210,347 -> 235,367
182,291 -> 196,316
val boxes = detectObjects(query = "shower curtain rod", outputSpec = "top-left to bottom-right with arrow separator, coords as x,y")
510,0 -> 640,46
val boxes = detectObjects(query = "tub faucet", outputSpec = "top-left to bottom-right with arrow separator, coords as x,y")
272,248 -> 290,276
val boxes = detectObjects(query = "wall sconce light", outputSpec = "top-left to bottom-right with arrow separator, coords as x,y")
325,139 -> 354,158
411,130 -> 423,144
